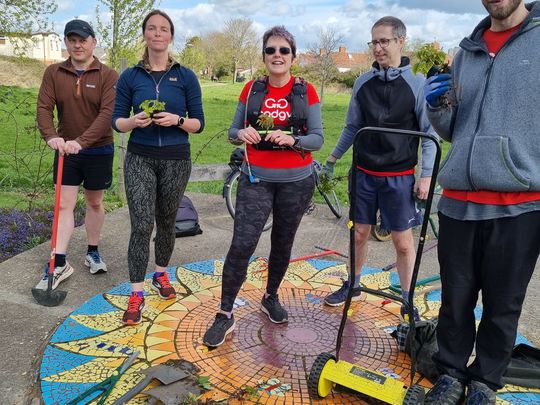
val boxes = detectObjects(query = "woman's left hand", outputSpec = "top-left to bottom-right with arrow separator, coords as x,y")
265,130 -> 295,146
152,112 -> 180,127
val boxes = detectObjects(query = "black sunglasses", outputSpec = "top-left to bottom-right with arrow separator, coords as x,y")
264,46 -> 291,55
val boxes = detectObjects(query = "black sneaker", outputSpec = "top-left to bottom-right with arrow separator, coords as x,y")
261,294 -> 288,323
324,280 -> 361,306
425,374 -> 466,405
203,313 -> 235,347
465,381 -> 496,405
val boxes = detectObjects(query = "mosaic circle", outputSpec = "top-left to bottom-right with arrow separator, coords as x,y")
39,258 -> 539,404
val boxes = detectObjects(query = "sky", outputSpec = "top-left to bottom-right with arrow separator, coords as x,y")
52,0 -> 490,52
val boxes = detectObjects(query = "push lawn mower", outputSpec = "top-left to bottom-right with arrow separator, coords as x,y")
308,127 -> 441,404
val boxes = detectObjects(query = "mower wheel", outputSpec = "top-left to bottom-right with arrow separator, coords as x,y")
308,352 -> 336,398
403,384 -> 425,404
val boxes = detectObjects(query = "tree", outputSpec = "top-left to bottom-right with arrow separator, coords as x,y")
0,0 -> 57,35
222,18 -> 259,83
201,31 -> 230,79
307,27 -> 343,105
178,36 -> 206,75
95,0 -> 156,71
0,0 -> 57,55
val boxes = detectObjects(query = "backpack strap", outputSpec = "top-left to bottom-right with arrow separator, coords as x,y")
288,77 -> 308,134
245,76 -> 268,128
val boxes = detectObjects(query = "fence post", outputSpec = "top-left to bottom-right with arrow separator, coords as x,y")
115,58 -> 127,203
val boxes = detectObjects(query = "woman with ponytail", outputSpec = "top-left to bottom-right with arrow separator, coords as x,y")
112,9 -> 204,325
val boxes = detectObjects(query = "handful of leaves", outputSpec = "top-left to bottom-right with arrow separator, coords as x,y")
256,113 -> 274,138
139,99 -> 166,118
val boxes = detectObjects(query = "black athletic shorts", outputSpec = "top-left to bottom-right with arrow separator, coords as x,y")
53,152 -> 113,190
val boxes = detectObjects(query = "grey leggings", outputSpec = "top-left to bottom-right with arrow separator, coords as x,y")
220,173 -> 315,312
125,152 -> 191,283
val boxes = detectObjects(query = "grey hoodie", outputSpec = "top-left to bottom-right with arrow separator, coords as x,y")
427,1 -> 540,220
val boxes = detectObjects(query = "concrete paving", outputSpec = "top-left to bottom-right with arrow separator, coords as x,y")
1,192 -> 539,404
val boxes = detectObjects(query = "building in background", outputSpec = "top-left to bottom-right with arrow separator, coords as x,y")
0,32 -> 63,64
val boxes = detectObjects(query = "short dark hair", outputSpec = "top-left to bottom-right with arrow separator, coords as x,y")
142,9 -> 175,37
262,26 -> 296,58
372,16 -> 407,38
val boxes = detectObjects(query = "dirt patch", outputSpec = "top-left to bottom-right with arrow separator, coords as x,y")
0,56 -> 46,88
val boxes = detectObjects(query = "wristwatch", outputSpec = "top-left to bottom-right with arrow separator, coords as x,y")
177,116 -> 185,127
292,136 -> 300,147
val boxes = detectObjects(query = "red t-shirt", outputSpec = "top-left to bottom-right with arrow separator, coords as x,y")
239,76 -> 319,169
444,23 -> 540,205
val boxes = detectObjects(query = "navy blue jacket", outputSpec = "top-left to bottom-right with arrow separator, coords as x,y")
112,61 -> 204,147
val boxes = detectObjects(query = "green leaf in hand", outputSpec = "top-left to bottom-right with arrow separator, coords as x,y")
256,113 -> 274,137
139,99 -> 166,118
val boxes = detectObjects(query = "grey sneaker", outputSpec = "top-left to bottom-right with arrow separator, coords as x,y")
203,313 -> 235,347
425,374 -> 466,405
34,262 -> 74,290
261,294 -> 288,323
324,280 -> 361,306
84,251 -> 107,274
465,381 -> 496,405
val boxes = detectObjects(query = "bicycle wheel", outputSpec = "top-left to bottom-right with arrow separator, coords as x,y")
317,185 -> 343,218
223,170 -> 273,232
371,210 -> 392,241
312,161 -> 343,219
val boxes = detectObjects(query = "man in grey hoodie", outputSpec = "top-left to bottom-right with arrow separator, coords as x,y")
424,1 -> 540,404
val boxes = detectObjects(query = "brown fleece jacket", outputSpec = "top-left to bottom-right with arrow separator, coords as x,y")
36,57 -> 119,149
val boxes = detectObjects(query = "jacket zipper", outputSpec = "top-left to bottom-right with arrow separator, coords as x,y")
467,28 -> 521,190
146,64 -> 174,147
76,77 -> 81,96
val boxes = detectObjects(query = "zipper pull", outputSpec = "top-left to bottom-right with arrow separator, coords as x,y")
76,78 -> 81,96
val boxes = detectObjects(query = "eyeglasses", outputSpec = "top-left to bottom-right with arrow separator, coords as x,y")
264,46 -> 291,55
367,38 -> 398,49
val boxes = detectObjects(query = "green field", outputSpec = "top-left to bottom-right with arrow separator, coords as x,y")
0,80 -> 447,211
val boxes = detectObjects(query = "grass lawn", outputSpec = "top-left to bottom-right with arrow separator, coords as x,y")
0,79 -> 448,211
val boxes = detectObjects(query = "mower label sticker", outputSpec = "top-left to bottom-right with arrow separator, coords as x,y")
350,366 -> 387,385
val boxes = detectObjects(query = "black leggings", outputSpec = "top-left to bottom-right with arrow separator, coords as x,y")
125,152 -> 191,283
220,173 -> 315,312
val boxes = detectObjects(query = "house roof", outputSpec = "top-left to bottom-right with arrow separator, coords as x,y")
299,46 -> 370,70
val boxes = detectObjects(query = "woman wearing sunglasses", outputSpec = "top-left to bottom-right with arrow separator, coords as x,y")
203,26 -> 324,347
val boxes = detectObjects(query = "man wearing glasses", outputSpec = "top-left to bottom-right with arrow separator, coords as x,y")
322,16 -> 436,319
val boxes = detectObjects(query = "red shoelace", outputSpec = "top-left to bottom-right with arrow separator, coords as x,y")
127,295 -> 143,312
155,273 -> 171,288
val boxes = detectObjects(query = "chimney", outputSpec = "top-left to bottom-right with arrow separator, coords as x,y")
339,46 -> 346,53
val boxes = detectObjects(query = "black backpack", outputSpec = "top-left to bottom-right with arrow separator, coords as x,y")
392,317 -> 439,383
175,195 -> 203,237
502,343 -> 540,389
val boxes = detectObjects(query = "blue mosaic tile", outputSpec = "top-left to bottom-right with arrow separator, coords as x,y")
71,294 -> 119,316
106,282 -> 136,296
306,258 -> 344,271
182,259 -> 218,275
499,392 -> 540,404
50,317 -> 105,344
41,346 -> 95,377
42,381 -> 100,405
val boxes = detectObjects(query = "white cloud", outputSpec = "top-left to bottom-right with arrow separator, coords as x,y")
50,0 -> 488,52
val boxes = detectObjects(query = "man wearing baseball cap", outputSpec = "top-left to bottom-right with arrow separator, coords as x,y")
34,19 -> 118,292
64,19 -> 96,38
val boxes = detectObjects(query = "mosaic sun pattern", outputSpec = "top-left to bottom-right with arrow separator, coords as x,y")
40,258 -> 540,404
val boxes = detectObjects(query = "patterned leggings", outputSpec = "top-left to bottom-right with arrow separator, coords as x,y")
220,173 -> 315,312
125,152 -> 191,283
